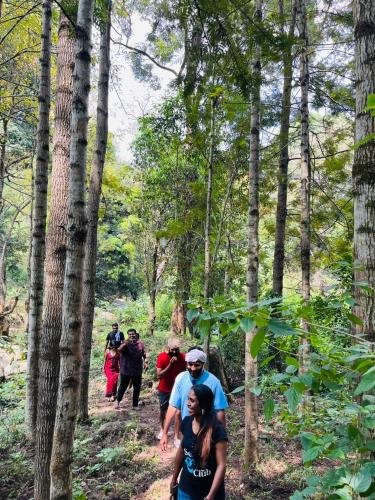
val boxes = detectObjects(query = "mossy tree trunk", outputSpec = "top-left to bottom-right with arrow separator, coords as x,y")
353,0 -> 375,342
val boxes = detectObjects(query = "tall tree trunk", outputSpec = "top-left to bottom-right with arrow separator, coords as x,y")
148,242 -> 158,336
272,0 -> 296,297
353,0 -> 375,342
203,97 -> 217,366
171,235 -> 193,335
244,0 -> 262,470
0,118 -> 8,215
0,118 -> 8,308
26,0 -> 52,437
171,15 -> 203,335
78,1 -> 111,422
223,235 -> 232,295
297,0 -> 311,372
34,13 -> 74,500
50,0 -> 93,496
204,97 -> 216,300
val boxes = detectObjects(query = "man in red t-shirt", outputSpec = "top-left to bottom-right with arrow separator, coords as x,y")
156,337 -> 186,443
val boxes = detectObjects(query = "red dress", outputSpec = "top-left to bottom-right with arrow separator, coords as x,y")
104,351 -> 120,397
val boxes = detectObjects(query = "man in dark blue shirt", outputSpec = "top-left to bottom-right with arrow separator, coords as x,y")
104,323 -> 124,352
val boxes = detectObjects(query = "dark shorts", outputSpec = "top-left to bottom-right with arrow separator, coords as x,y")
158,390 -> 170,412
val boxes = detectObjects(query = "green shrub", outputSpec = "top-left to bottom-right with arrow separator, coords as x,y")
155,293 -> 173,330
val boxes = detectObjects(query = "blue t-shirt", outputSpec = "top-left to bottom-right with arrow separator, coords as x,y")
169,370 -> 229,419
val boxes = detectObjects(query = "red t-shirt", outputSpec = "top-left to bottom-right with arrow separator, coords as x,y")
157,352 -> 186,393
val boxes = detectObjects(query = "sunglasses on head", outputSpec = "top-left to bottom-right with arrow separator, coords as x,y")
187,362 -> 202,368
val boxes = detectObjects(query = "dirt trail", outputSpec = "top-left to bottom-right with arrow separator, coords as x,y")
90,379 -> 177,499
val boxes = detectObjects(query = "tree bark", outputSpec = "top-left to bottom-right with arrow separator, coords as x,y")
272,0 -> 296,298
297,0 -> 311,372
244,0 -> 262,469
34,13 -> 74,500
26,0 -> 52,437
204,97 -> 216,300
171,234 -> 193,335
171,14 -> 203,335
50,0 -> 94,496
0,118 -> 8,215
148,242 -> 158,336
353,0 -> 375,342
203,97 -> 217,366
78,1 -> 111,422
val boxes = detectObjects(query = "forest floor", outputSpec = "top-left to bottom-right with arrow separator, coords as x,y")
0,364 -> 311,499
0,303 -> 318,499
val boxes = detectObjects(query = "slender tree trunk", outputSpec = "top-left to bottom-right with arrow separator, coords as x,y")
272,0 -> 296,297
203,97 -> 217,365
26,0 -> 52,437
34,13 -> 74,500
50,0 -> 93,496
171,235 -> 193,335
78,2 -> 111,422
148,242 -> 158,335
204,97 -> 216,300
223,235 -> 231,295
353,0 -> 375,342
244,0 -> 262,470
0,118 -> 8,214
212,165 -> 236,269
297,0 -> 311,372
0,243 -> 6,310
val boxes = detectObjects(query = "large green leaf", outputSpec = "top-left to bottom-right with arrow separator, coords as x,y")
240,316 -> 255,333
349,469 -> 372,493
197,318 -> 211,337
354,370 -> 375,395
286,356 -> 299,368
303,446 -> 321,464
263,398 -> 275,422
250,328 -> 266,358
268,319 -> 297,337
347,312 -> 364,326
186,308 -> 200,323
285,387 -> 301,413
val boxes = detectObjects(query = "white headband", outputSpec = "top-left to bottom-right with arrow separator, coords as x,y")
185,349 -> 207,363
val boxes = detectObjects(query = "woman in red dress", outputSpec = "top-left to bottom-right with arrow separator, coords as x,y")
104,346 -> 120,401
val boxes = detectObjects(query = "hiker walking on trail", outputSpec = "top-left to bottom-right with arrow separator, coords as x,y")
104,322 -> 124,352
161,348 -> 228,452
170,384 -> 228,500
103,346 -> 120,401
156,337 -> 186,442
115,328 -> 148,411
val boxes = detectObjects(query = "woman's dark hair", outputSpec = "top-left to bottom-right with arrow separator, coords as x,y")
191,384 -> 217,465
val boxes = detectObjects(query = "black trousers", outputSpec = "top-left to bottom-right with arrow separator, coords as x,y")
116,373 -> 142,407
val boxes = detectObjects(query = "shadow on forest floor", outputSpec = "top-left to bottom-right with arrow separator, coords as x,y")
0,368 -> 316,499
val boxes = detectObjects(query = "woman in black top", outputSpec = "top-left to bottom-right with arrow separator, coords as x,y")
170,384 -> 228,500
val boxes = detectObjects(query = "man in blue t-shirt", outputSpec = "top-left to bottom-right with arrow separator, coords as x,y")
160,348 -> 229,452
